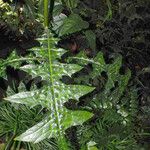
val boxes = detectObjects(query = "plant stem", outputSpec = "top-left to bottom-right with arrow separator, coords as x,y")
46,28 -> 69,150
44,0 -> 49,27
44,1 -> 69,148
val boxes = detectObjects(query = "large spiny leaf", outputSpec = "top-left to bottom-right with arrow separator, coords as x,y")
4,36 -> 94,145
68,52 -> 131,109
15,109 -> 92,143
89,53 -> 131,108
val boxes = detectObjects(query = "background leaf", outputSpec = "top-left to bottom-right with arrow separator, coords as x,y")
58,14 -> 89,36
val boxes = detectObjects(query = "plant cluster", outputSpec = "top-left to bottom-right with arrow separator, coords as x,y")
0,35 -> 141,150
0,0 -> 150,149
52,0 -> 150,147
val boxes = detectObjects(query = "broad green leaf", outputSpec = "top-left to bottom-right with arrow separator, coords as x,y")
62,109 -> 93,129
53,3 -> 64,16
52,14 -> 67,34
5,84 -> 94,108
58,14 -> 89,36
31,47 -> 67,60
20,63 -> 83,80
15,116 -> 57,143
15,109 -> 93,143
4,91 -> 40,107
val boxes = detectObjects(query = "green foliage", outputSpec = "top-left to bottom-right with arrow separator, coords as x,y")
4,32 -> 94,149
54,13 -> 89,36
79,110 -> 138,150
0,0 -> 145,149
0,85 -> 57,150
51,0 -> 97,51
0,0 -> 43,37
68,51 -> 140,149
0,103 -> 58,150
89,53 -> 131,109
0,0 -> 18,26
71,52 -> 130,87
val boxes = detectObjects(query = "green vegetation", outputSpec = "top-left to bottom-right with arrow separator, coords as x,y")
0,0 -> 150,149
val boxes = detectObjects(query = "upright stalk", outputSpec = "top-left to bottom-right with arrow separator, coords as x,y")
44,0 -> 55,27
43,1 -> 69,149
44,0 -> 49,27
46,26 -> 68,150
